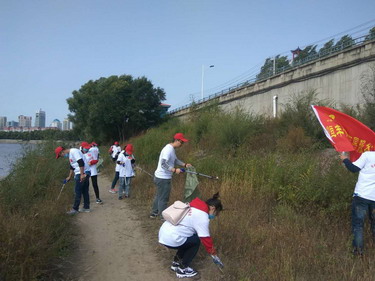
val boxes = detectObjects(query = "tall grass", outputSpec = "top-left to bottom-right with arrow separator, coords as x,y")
0,142 -> 75,281
125,92 -> 375,280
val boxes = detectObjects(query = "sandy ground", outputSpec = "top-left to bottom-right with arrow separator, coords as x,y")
63,175 -> 179,281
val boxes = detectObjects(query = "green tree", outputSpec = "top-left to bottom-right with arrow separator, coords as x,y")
256,55 -> 290,80
67,75 -> 166,143
365,26 -> 375,41
318,39 -> 335,56
334,35 -> 354,49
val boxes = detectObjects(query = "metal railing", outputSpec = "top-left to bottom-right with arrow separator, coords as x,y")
169,33 -> 375,115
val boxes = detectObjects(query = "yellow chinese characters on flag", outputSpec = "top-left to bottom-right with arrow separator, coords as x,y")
311,105 -> 375,161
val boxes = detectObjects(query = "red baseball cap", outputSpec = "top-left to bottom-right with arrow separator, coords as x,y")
91,142 -> 98,146
114,141 -> 119,145
80,142 -> 91,149
125,144 -> 134,154
55,146 -> 64,159
174,133 -> 188,142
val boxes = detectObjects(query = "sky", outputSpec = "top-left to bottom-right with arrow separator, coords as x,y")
1,0 -> 375,125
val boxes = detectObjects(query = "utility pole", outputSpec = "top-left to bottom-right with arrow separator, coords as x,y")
273,57 -> 276,75
201,65 -> 214,100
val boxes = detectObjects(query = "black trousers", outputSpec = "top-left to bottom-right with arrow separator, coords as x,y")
111,171 -> 119,189
91,175 -> 100,199
166,234 -> 201,267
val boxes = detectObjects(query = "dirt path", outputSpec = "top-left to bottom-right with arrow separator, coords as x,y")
65,175 -> 178,281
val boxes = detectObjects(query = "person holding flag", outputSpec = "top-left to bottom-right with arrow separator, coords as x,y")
340,152 -> 375,256
312,105 -> 375,256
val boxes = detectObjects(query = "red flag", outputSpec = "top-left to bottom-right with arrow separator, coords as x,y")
311,105 -> 375,161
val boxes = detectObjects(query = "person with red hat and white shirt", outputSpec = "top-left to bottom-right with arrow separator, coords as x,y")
150,133 -> 192,219
109,144 -> 124,194
82,142 -> 103,204
55,143 -> 91,215
109,141 -> 121,162
159,193 -> 224,278
117,144 -> 135,199
89,142 -> 101,172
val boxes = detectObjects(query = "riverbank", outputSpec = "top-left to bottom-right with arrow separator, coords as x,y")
0,139 -> 45,144
0,142 -> 74,280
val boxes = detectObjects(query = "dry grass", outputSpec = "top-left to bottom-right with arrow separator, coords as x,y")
113,101 -> 375,280
121,166 -> 375,281
0,142 -> 75,281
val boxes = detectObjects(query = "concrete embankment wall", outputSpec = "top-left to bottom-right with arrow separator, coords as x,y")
172,39 -> 375,120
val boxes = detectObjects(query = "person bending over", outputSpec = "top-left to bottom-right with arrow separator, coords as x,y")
158,193 -> 224,278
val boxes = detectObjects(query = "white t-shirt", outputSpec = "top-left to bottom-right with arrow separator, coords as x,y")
154,144 -> 178,179
118,153 -> 135,178
353,151 -> 375,201
69,148 -> 90,175
85,148 -> 98,176
158,207 -> 210,247
90,146 -> 99,159
111,145 -> 121,158
115,151 -> 124,172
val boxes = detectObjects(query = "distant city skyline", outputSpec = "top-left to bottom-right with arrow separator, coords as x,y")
0,109 -> 68,127
0,108 -> 72,131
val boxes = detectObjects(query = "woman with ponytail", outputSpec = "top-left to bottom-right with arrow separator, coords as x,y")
158,193 -> 224,278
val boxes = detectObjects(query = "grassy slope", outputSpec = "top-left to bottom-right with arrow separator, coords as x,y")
116,103 -> 375,281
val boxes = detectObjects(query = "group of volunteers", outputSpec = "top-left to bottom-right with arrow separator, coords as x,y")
54,132 -> 223,279
108,142 -> 136,199
54,141 -> 102,215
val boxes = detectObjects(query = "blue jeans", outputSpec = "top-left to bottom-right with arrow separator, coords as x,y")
119,177 -> 132,198
72,172 -> 90,211
351,196 -> 375,251
151,177 -> 171,215
164,234 -> 201,267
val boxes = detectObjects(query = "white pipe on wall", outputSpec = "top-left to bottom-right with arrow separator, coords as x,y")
273,95 -> 278,118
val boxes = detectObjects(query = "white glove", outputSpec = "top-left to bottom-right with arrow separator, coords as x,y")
211,255 -> 224,268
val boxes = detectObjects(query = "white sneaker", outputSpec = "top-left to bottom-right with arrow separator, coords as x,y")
79,208 -> 91,213
66,209 -> 78,215
170,261 -> 180,272
176,266 -> 198,278
108,189 -> 117,194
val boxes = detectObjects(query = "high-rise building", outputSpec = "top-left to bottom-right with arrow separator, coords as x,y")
0,116 -> 7,129
18,115 -> 32,128
50,119 -> 62,130
62,118 -> 71,131
7,121 -> 18,127
35,109 -> 46,128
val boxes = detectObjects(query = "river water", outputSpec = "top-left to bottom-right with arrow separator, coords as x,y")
0,143 -> 28,178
